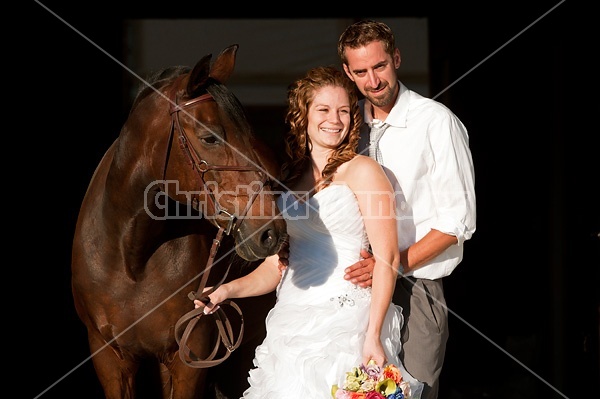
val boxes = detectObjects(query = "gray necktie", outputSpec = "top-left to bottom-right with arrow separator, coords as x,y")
368,123 -> 389,163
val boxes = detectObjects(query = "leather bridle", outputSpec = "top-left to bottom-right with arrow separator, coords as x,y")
164,76 -> 270,368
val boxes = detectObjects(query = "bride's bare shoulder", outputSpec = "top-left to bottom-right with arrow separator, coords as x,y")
336,155 -> 384,182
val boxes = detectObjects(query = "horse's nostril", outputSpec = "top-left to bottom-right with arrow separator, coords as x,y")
261,229 -> 276,250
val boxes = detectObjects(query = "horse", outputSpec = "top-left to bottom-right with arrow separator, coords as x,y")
71,44 -> 287,399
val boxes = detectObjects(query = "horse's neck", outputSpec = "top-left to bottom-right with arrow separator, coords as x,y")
96,139 -> 169,254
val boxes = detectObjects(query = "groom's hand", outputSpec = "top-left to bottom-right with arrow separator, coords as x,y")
277,239 -> 290,274
344,249 -> 374,288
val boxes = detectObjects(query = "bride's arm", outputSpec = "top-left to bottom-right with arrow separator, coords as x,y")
196,254 -> 281,313
347,156 -> 400,366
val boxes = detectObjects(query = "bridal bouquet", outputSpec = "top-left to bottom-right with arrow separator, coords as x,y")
331,360 -> 413,399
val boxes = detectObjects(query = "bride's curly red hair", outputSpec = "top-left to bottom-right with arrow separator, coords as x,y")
281,66 -> 362,188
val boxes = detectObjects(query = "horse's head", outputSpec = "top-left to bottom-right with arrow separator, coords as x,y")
159,45 -> 287,261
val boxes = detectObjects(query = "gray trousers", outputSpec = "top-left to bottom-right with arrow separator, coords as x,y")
394,277 -> 449,399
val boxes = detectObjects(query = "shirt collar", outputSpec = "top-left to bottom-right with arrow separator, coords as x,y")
363,81 -> 410,128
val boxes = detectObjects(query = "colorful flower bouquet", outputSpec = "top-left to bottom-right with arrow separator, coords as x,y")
331,361 -> 413,399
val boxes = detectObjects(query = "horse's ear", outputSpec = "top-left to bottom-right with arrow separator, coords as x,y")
208,44 -> 238,84
187,53 -> 212,95
186,44 -> 238,96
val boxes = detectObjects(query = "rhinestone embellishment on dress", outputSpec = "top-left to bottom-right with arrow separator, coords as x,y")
331,294 -> 355,307
330,285 -> 371,308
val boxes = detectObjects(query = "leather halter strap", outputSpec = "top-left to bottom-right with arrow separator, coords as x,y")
165,75 -> 268,368
164,75 -> 268,234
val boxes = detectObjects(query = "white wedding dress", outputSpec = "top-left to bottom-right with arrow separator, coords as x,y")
242,184 -> 423,399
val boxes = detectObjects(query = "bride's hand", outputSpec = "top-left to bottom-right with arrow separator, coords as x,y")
194,286 -> 227,314
198,300 -> 220,314
362,337 -> 386,368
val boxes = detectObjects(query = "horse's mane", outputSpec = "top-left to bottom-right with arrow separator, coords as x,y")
130,67 -> 253,145
131,66 -> 191,111
205,80 -> 254,143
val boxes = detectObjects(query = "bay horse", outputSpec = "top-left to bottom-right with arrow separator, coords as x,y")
71,44 -> 286,399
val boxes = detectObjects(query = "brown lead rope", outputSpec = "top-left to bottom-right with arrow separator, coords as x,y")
174,227 -> 244,368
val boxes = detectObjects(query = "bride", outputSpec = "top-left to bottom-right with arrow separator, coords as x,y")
196,66 -> 423,399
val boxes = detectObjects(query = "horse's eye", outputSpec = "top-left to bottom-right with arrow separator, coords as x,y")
198,126 -> 224,146
200,134 -> 220,145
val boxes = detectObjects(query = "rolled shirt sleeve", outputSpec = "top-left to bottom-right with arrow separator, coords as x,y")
371,83 -> 476,279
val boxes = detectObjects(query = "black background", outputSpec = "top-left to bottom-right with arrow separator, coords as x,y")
26,1 -> 598,398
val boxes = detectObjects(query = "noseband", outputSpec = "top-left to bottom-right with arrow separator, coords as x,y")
164,75 -> 271,368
